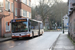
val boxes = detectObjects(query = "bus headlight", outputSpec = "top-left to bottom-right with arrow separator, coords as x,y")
12,35 -> 15,36
27,34 -> 30,35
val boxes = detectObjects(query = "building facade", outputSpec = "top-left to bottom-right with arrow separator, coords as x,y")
0,0 -> 31,37
68,0 -> 75,41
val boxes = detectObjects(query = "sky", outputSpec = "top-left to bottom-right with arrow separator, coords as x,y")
63,0 -> 68,2
31,0 -> 68,7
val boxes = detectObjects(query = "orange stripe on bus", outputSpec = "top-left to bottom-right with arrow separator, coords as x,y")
12,35 -> 30,38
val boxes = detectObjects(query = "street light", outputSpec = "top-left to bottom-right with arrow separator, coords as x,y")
62,18 -> 64,34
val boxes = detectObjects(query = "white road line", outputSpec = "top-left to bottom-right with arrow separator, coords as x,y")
9,46 -> 14,48
18,43 -> 21,45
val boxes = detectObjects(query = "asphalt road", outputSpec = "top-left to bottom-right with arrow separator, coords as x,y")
0,32 -> 61,50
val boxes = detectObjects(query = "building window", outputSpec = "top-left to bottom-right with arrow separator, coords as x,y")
20,9 -> 27,17
6,22 -> 10,32
0,1 -> 3,7
11,3 -> 13,12
29,12 -> 31,17
8,2 -> 10,9
16,0 -> 17,1
15,8 -> 17,16
20,9 -> 21,16
23,10 -> 27,17
5,0 -> 10,10
20,0 -> 22,2
5,0 -> 8,10
20,9 -> 23,16
23,0 -> 27,4
29,0 -> 31,7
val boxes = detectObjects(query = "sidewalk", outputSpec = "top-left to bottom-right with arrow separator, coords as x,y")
52,33 -> 75,50
0,37 -> 12,42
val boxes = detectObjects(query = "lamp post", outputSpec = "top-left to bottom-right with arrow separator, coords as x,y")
62,19 -> 64,34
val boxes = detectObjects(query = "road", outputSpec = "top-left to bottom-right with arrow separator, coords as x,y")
0,32 -> 61,50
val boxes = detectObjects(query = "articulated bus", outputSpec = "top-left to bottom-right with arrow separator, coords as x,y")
11,18 -> 44,39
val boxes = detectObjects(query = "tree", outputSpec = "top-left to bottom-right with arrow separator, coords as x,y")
31,0 -> 68,29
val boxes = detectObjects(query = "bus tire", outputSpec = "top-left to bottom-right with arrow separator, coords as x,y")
12,38 -> 16,39
38,31 -> 40,36
16,38 -> 19,40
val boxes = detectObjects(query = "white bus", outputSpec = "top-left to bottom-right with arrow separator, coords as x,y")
11,18 -> 44,39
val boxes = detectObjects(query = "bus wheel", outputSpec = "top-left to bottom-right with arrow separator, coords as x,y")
16,38 -> 19,40
12,38 -> 16,39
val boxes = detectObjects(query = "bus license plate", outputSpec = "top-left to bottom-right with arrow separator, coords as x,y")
19,36 -> 22,37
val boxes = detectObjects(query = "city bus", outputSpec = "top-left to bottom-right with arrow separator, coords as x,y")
11,18 -> 44,39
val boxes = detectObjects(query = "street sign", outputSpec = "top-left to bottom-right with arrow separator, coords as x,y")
67,23 -> 68,25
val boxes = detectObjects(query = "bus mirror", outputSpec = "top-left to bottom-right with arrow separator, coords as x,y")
8,22 -> 10,26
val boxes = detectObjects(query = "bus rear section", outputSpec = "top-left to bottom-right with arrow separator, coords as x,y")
28,19 -> 44,37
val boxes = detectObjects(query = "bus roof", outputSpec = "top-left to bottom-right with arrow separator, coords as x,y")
11,18 -> 42,23
29,19 -> 42,23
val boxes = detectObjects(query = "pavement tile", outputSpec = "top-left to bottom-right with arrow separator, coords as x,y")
0,37 -> 12,42
53,34 -> 75,50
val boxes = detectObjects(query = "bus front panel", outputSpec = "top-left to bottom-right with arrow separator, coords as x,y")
11,19 -> 30,38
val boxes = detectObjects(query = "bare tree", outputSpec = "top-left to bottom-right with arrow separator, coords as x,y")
32,0 -> 68,29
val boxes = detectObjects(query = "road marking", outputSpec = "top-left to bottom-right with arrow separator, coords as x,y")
9,46 -> 14,48
18,43 -> 21,45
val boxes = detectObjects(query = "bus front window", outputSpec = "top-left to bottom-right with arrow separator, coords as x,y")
12,22 -> 28,33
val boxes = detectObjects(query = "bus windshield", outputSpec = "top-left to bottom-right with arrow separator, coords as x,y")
12,22 -> 28,33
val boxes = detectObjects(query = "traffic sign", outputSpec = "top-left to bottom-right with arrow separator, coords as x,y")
67,23 -> 68,25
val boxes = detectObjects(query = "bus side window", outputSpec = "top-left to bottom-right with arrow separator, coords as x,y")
40,23 -> 43,29
29,22 -> 31,32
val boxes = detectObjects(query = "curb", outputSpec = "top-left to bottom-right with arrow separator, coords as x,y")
68,35 -> 75,45
0,37 -> 12,42
49,34 -> 61,50
45,31 -> 62,32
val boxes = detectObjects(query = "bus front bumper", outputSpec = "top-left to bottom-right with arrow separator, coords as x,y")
12,34 -> 30,38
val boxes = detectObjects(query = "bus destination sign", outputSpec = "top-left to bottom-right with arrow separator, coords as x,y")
16,19 -> 27,22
